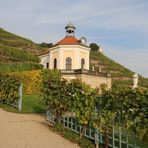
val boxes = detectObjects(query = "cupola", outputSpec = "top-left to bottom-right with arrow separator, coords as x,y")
65,22 -> 76,36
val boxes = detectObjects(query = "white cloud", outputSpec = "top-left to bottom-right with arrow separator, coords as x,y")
34,0 -> 148,33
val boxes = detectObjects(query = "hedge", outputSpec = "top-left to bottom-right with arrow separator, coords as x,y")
0,73 -> 20,102
8,70 -> 42,95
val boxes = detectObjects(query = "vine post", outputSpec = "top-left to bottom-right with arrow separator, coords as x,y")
95,128 -> 99,148
18,83 -> 23,112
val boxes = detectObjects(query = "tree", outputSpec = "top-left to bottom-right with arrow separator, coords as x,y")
41,69 -> 69,123
89,43 -> 100,52
39,42 -> 53,48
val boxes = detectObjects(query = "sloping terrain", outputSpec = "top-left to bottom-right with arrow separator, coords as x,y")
90,51 -> 148,88
0,28 -> 147,88
0,28 -> 40,52
0,28 -> 44,71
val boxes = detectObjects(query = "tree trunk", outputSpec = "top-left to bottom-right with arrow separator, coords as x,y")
56,113 -> 61,124
80,124 -> 87,139
104,129 -> 109,148
96,143 -> 99,148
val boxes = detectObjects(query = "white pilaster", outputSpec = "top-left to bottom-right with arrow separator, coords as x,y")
74,48 -> 80,69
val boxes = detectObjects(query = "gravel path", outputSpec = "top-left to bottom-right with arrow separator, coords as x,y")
0,108 -> 79,148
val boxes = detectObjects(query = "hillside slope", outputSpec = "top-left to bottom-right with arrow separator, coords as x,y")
0,28 -> 39,52
90,51 -> 148,88
0,28 -> 44,71
0,28 -> 147,88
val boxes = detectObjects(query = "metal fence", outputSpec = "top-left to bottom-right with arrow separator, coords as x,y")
47,111 -> 142,148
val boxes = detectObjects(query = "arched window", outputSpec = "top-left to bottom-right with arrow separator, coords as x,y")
46,62 -> 49,68
81,58 -> 85,69
66,57 -> 72,70
54,58 -> 57,69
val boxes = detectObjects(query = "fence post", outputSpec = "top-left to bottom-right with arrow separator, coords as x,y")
18,83 -> 23,112
74,118 -> 77,132
95,128 -> 99,148
63,116 -> 65,127
112,123 -> 115,148
126,129 -> 129,148
134,132 -> 136,148
119,126 -> 122,148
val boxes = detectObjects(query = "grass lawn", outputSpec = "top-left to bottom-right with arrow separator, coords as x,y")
0,95 -> 47,113
22,95 -> 47,113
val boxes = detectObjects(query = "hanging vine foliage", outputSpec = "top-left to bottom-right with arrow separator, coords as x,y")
40,69 -> 69,123
0,73 -> 20,103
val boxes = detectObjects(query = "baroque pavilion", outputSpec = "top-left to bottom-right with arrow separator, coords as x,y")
39,22 -> 111,89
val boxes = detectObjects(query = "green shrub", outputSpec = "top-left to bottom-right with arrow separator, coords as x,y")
0,73 -> 20,102
63,129 -> 78,142
8,70 -> 42,95
78,137 -> 95,148
54,123 -> 65,132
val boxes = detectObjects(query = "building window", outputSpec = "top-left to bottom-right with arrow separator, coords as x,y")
66,57 -> 72,70
81,58 -> 85,69
54,58 -> 57,69
46,62 -> 49,68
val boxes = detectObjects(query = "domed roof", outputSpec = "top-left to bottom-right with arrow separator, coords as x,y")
55,36 -> 80,45
65,22 -> 75,29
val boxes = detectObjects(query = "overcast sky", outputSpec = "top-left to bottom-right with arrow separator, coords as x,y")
0,0 -> 148,77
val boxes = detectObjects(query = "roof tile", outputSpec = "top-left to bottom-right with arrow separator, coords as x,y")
55,36 -> 80,45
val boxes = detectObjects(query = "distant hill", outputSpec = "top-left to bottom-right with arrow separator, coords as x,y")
90,51 -> 148,88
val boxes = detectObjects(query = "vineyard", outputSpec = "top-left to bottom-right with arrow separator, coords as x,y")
0,63 -> 43,72
90,51 -> 148,89
41,69 -> 148,148
0,28 -> 148,88
0,45 -> 39,63
0,28 -> 38,51
0,67 -> 147,147
0,28 -> 45,72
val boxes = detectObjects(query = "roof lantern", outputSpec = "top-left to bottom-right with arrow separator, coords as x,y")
65,22 -> 76,36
